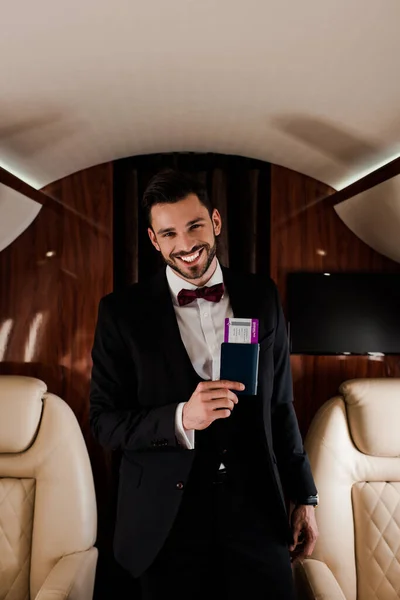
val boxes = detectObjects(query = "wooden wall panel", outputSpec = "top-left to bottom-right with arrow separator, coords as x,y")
0,162 -> 114,569
270,164 -> 400,437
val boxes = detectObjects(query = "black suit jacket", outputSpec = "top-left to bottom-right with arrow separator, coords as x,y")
89,266 -> 317,577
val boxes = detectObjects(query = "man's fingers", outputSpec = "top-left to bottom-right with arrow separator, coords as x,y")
289,525 -> 302,551
289,508 -> 319,560
203,389 -> 239,404
198,380 -> 245,392
295,542 -> 314,561
219,380 -> 245,391
212,408 -> 232,420
209,398 -> 236,412
302,542 -> 314,558
294,524 -> 302,542
302,531 -> 317,558
291,530 -> 317,559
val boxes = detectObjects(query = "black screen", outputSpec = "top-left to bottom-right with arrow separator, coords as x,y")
287,272 -> 400,355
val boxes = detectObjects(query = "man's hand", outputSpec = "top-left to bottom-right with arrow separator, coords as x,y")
182,380 -> 244,430
289,504 -> 319,563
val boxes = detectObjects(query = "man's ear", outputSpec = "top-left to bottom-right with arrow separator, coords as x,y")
148,227 -> 160,252
212,208 -> 222,237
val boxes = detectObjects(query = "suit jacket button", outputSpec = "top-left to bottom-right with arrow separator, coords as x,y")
176,482 -> 184,490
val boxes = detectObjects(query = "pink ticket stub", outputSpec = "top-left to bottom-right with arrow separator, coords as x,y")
224,318 -> 259,343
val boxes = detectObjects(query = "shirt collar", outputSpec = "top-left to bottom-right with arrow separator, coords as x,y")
166,261 -> 224,306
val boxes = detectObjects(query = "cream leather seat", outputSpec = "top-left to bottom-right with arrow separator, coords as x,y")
294,378 -> 400,600
0,375 -> 98,600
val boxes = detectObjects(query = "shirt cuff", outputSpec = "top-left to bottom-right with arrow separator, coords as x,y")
175,402 -> 195,449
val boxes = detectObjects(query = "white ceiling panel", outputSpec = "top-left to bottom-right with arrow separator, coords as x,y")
0,0 -> 399,190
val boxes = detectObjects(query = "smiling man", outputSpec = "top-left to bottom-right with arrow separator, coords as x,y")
149,193 -> 219,284
90,168 -> 319,600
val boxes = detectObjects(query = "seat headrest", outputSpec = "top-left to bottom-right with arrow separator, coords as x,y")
0,375 -> 46,453
340,378 -> 400,457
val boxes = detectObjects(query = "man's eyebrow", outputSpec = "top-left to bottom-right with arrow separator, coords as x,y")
157,226 -> 175,235
157,217 -> 206,235
187,217 -> 206,226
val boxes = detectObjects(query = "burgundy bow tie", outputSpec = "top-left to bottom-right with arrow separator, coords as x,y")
177,282 -> 224,307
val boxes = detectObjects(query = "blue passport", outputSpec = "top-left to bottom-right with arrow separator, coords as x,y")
220,342 -> 260,395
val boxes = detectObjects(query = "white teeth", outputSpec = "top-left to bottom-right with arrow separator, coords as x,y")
181,251 -> 200,263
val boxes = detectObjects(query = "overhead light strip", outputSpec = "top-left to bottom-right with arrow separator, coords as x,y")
336,151 -> 400,191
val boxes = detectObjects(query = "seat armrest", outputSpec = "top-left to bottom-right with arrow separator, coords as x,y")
34,548 -> 98,600
293,559 -> 347,600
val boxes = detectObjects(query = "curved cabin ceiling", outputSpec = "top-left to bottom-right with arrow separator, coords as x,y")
335,176 -> 400,264
1,0 -> 400,256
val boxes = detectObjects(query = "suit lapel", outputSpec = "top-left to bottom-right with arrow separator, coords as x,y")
222,267 -> 250,320
148,270 -> 201,402
222,266 -> 270,340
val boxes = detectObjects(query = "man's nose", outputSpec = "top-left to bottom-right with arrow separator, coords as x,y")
178,233 -> 196,253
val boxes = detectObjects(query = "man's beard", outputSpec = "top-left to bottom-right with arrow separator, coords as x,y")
163,239 -> 217,282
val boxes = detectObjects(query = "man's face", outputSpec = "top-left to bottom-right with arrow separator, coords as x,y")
148,194 -> 221,283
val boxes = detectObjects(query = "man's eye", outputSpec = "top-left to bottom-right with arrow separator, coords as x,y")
163,232 -> 174,238
191,224 -> 201,230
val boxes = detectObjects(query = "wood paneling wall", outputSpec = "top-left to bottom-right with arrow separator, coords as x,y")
270,164 -> 400,436
0,162 -> 114,567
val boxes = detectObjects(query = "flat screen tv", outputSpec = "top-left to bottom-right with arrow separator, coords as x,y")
287,272 -> 400,355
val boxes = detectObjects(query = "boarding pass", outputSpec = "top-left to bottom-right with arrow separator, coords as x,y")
224,318 -> 259,344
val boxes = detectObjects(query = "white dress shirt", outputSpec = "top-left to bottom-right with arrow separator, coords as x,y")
166,261 -> 233,450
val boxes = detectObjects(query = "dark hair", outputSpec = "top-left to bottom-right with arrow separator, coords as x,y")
142,168 -> 213,226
